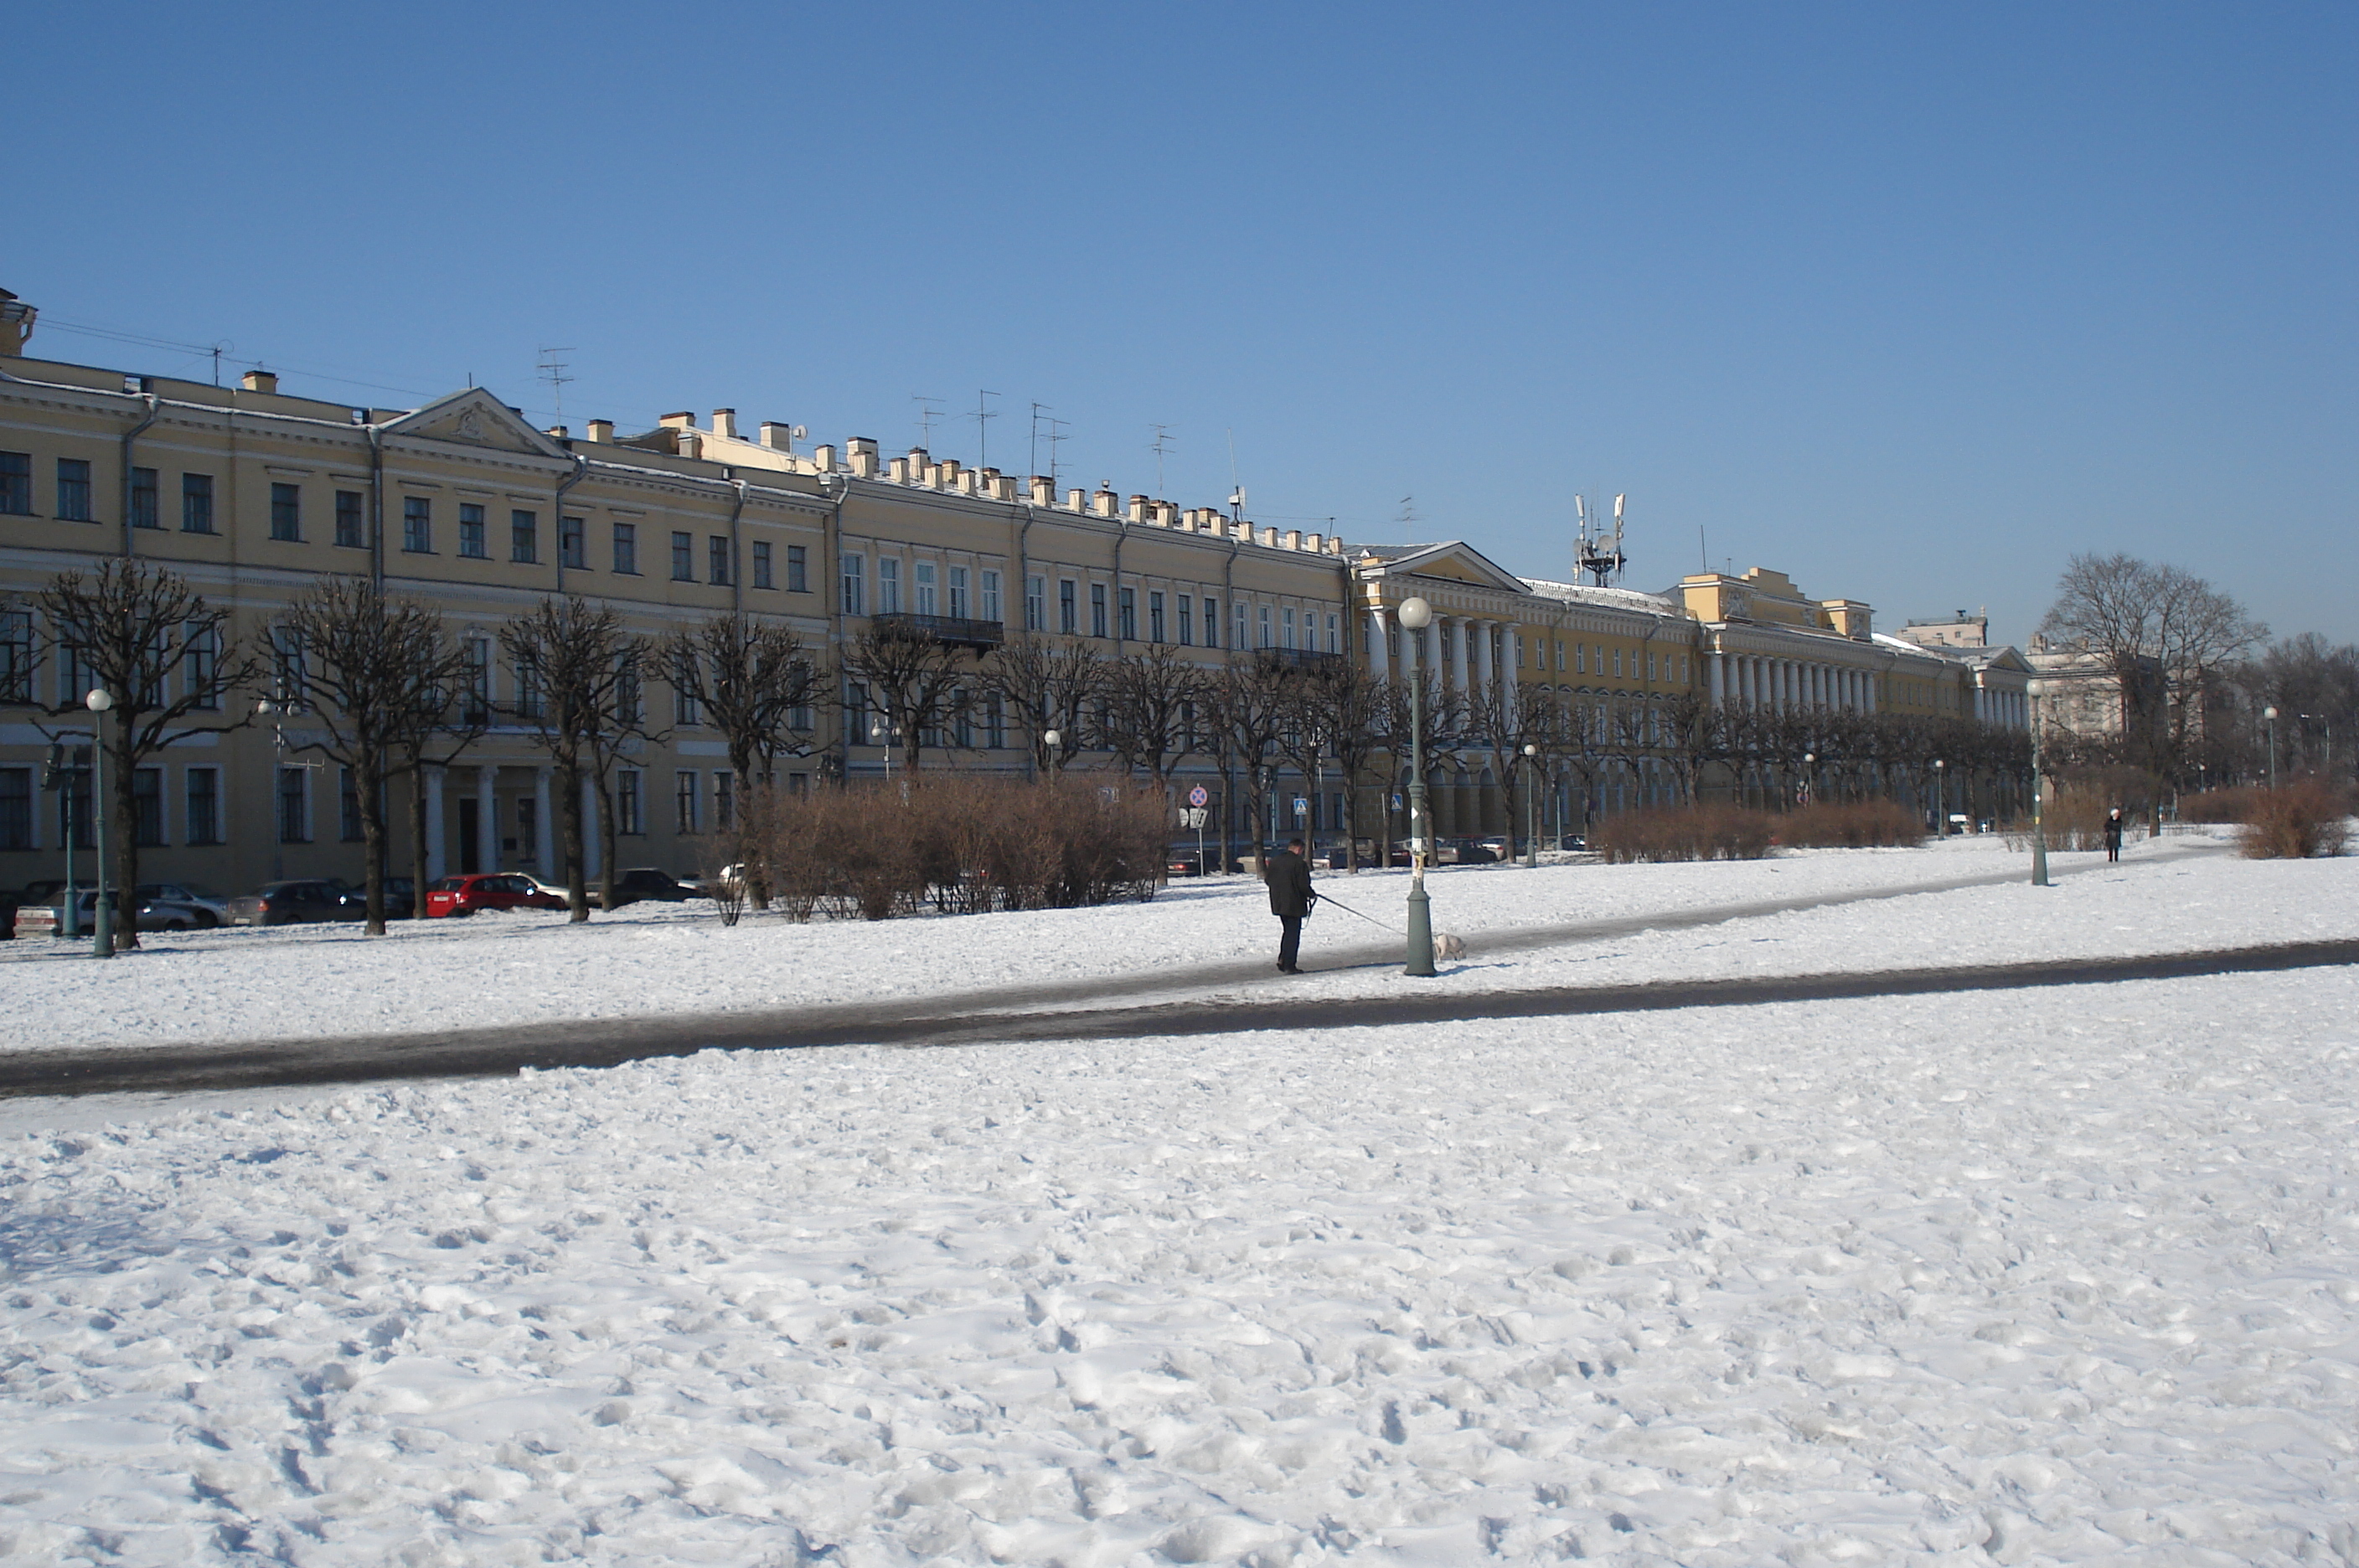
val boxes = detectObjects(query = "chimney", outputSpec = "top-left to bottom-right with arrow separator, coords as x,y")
759,420 -> 794,451
941,459 -> 962,487
1094,487 -> 1119,518
1128,494 -> 1149,524
659,411 -> 695,431
889,457 -> 911,483
813,443 -> 838,472
586,419 -> 613,443
958,470 -> 978,495
993,475 -> 1015,502
1258,527 -> 1277,548
1285,529 -> 1303,550
846,437 -> 879,477
924,463 -> 944,487
1066,488 -> 1087,511
712,409 -> 739,441
1030,476 -> 1054,505
240,369 -> 278,395
1305,532 -> 1323,554
677,429 -> 703,460
547,426 -> 570,441
1326,535 -> 1345,555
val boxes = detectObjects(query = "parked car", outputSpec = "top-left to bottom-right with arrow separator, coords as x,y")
1166,844 -> 1215,877
1436,838 -> 1497,865
18,888 -> 220,936
423,873 -> 569,918
594,867 -> 699,910
225,879 -> 360,926
330,877 -> 416,920
1475,836 -> 1514,861
137,882 -> 230,926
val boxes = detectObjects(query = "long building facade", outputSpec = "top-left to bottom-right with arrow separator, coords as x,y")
2,301 -> 2029,895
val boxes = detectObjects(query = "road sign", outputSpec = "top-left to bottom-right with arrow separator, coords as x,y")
1293,796 -> 1309,818
1188,785 -> 1209,807
1179,807 -> 1206,828
1391,792 -> 1402,810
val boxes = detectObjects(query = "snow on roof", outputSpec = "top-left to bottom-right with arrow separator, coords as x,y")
1517,575 -> 1685,616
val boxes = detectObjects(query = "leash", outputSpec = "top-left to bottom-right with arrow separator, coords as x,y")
1311,890 -> 1405,936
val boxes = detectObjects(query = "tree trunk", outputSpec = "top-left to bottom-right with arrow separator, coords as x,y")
408,764 -> 432,919
107,717 -> 140,951
596,781 -> 617,912
359,758 -> 389,935
560,760 -> 589,921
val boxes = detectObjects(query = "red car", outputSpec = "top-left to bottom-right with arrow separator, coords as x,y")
422,873 -> 569,918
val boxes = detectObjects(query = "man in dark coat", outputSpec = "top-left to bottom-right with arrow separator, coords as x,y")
1265,838 -> 1317,974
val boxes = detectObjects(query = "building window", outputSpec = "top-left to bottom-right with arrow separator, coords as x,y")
787,544 -> 808,593
335,491 -> 365,548
181,473 -> 214,534
0,452 -> 29,514
1149,591 -> 1165,643
877,557 -> 901,615
1205,597 -> 1221,649
403,497 -> 433,552
339,767 -> 364,842
1326,612 -> 1339,652
56,458 -> 92,522
947,565 -> 968,620
265,482 -> 301,542
511,509 -> 539,564
674,673 -> 700,727
462,637 -> 491,725
712,771 -> 736,832
980,569 -> 1001,623
751,540 -> 772,589
612,521 -> 637,575
1091,583 -> 1108,639
709,535 -> 730,585
1178,596 -> 1194,646
985,692 -> 1006,749
617,770 -> 644,835
671,531 -> 694,581
674,771 -> 699,834
184,767 -> 220,846
277,766 -> 311,844
0,611 -> 31,704
915,560 -> 937,616
1282,606 -> 1296,650
1257,605 -> 1272,648
184,622 -> 219,709
560,514 -> 586,569
840,554 -> 865,616
1118,586 -> 1137,641
459,503 -> 488,559
131,767 -> 165,846
0,767 -> 30,851
131,467 -> 158,529
1058,579 -> 1076,635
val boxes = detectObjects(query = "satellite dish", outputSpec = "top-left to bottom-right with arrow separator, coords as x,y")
791,425 -> 808,441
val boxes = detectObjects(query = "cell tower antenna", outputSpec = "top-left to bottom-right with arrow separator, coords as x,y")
1574,490 -> 1629,588
536,347 -> 576,420
1226,428 -> 1246,521
912,395 -> 944,449
1150,423 -> 1177,498
973,389 -> 999,469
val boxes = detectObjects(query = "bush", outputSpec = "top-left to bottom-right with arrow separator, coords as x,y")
2241,782 -> 2351,859
1778,800 -> 1925,848
1591,804 -> 1776,864
2178,787 -> 2261,824
2002,781 -> 2120,852
741,775 -> 1169,921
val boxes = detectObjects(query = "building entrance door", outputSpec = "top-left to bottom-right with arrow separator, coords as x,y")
458,798 -> 480,874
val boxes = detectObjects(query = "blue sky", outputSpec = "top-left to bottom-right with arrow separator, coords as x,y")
8,2 -> 2352,645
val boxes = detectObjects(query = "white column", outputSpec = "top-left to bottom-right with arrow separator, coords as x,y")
534,767 -> 555,879
1708,651 -> 1727,708
1368,607 -> 1391,683
476,765 -> 498,872
1473,620 -> 1495,721
1502,622 -> 1520,730
425,766 -> 447,880
581,776 -> 603,879
1449,616 -> 1471,704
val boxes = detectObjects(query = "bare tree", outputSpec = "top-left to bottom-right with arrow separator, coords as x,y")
274,577 -> 474,933
839,622 -> 976,775
1374,670 -> 1463,859
2041,552 -> 2265,777
983,632 -> 1106,775
1097,643 -> 1211,791
1289,658 -> 1389,869
36,560 -> 262,948
501,597 -> 657,920
663,613 -> 825,897
1207,655 -> 1298,861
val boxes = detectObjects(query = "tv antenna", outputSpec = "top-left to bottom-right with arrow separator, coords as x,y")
536,347 -> 576,419
973,389 -> 999,469
1041,413 -> 1070,490
1226,428 -> 1246,521
1030,401 -> 1053,477
1574,493 -> 1628,587
912,395 -> 944,449
1150,423 -> 1177,498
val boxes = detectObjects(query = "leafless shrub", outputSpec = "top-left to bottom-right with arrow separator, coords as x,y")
1778,800 -> 1925,848
2241,782 -> 2351,859
1591,804 -> 1776,864
2178,787 -> 2261,824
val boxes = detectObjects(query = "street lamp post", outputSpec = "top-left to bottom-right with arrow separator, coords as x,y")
256,697 -> 288,881
1522,741 -> 1539,867
1398,596 -> 1436,977
1933,758 -> 1946,835
2026,678 -> 2051,887
85,689 -> 115,958
2263,706 -> 2278,790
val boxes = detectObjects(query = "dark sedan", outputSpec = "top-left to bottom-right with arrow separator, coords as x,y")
225,880 -> 359,926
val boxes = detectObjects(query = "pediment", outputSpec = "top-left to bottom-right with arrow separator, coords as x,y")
385,389 -> 569,458
1369,541 -> 1531,596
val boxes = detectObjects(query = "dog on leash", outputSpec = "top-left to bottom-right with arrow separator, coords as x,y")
1434,931 -> 1467,961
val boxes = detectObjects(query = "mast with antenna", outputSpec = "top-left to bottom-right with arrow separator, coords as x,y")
1575,492 -> 1629,587
912,395 -> 944,449
973,389 -> 998,469
537,347 -> 576,421
1226,428 -> 1246,522
1150,423 -> 1176,497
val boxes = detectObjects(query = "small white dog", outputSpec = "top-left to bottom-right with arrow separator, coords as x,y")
1433,931 -> 1468,961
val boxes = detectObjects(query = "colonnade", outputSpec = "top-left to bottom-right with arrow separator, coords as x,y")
1368,606 -> 1519,729
418,763 -> 572,882
1706,650 -> 1879,714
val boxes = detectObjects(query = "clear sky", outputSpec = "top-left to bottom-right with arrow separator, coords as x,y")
8,2 -> 2352,647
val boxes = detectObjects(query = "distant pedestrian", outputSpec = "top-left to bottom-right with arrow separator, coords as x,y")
1264,838 -> 1317,974
2103,806 -> 2124,862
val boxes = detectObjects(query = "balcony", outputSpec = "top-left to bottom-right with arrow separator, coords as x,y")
1259,647 -> 1345,673
870,612 -> 1005,652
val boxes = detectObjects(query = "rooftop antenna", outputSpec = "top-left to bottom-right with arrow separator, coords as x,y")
973,389 -> 999,469
1150,423 -> 1177,497
210,342 -> 234,387
912,395 -> 944,450
1043,415 -> 1070,491
1574,491 -> 1629,588
1030,401 -> 1053,477
1226,428 -> 1246,522
536,347 -> 576,420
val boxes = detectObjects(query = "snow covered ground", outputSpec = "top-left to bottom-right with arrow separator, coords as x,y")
2,836 -> 2356,1564
2,828 -> 2349,1055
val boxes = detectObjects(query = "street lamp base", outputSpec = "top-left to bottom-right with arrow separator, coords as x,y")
1405,877 -> 1437,977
